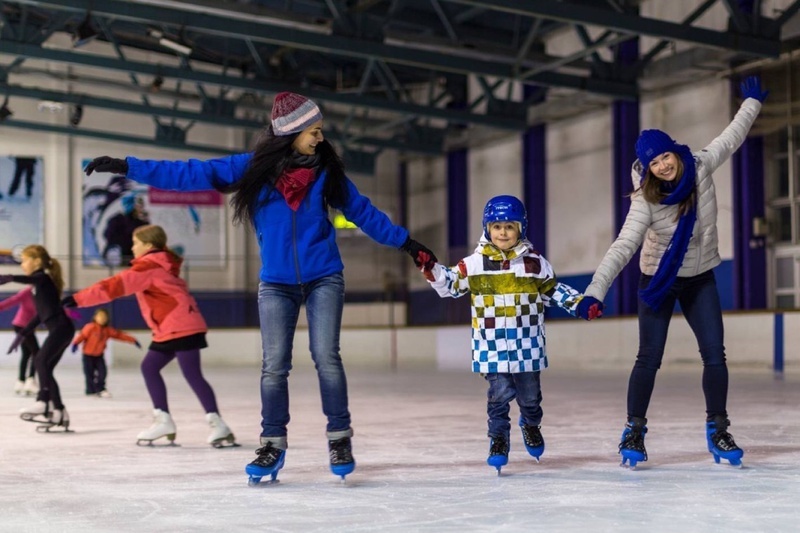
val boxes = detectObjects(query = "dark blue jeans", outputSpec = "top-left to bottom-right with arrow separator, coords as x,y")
485,372 -> 543,438
628,270 -> 728,420
258,272 -> 351,440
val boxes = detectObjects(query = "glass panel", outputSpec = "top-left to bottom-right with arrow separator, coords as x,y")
778,128 -> 789,153
775,257 -> 794,289
776,156 -> 789,198
775,206 -> 792,242
776,294 -> 795,309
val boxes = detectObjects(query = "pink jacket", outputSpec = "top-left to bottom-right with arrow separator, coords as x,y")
0,287 -> 37,328
73,250 -> 207,343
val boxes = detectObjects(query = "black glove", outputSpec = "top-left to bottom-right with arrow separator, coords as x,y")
400,237 -> 438,270
0,274 -> 13,285
7,333 -> 24,355
134,340 -> 142,349
61,295 -> 77,308
85,156 -> 128,176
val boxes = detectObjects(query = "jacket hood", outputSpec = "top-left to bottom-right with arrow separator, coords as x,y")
475,234 -> 532,260
131,250 -> 183,276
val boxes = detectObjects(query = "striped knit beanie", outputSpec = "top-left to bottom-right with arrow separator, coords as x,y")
271,92 -> 323,136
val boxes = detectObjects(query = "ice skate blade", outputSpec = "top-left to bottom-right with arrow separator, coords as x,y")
211,434 -> 240,448
20,414 -> 50,424
137,437 -> 179,447
331,461 -> 355,481
36,424 -> 72,433
247,476 -> 280,487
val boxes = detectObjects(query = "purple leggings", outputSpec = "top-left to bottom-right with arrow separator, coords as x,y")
140,349 -> 218,414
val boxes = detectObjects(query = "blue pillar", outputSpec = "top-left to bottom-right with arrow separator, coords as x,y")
612,39 -> 640,315
523,85 -> 547,255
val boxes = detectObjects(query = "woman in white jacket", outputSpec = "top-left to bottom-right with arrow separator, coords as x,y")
581,76 -> 768,469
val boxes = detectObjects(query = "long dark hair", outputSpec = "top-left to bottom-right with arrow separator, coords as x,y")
223,126 -> 349,226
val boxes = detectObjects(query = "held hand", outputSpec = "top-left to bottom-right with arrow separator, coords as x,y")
84,156 -> 128,176
400,237 -> 438,269
7,334 -> 23,355
416,251 -> 436,282
0,274 -> 14,285
134,340 -> 142,349
61,295 -> 77,308
576,296 -> 604,321
740,75 -> 769,103
71,344 -> 78,354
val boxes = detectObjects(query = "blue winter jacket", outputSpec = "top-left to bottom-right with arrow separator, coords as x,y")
126,154 -> 409,284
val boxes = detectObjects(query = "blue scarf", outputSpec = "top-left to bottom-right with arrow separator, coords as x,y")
639,145 -> 697,310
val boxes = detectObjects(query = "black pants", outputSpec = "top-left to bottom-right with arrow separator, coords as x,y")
83,354 -> 108,394
9,158 -> 35,198
35,316 -> 75,410
13,325 -> 38,382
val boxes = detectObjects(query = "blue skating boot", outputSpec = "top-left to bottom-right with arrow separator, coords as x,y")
328,437 -> 356,481
487,434 -> 509,475
619,417 -> 647,469
245,439 -> 286,486
520,423 -> 545,462
706,416 -> 743,467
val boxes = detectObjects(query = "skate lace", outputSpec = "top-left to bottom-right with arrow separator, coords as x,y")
619,429 -> 646,453
252,444 -> 282,467
329,437 -> 353,465
521,425 -> 543,448
489,436 -> 509,456
711,430 -> 740,452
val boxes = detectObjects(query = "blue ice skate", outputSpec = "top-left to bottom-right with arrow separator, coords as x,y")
619,417 -> 647,469
246,442 -> 286,486
487,434 -> 509,475
519,422 -> 545,462
706,417 -> 743,467
328,437 -> 356,481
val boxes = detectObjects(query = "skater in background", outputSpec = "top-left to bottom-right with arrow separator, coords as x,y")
0,245 -> 74,431
102,192 -> 149,265
84,91 -> 437,483
0,286 -> 39,395
418,195 -> 602,473
62,224 -> 235,447
580,76 -> 768,468
7,157 -> 37,200
71,308 -> 141,398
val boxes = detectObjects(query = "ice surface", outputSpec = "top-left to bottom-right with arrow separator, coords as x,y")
0,364 -> 798,532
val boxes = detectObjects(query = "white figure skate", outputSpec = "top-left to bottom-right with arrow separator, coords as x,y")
206,412 -> 238,448
136,409 -> 178,446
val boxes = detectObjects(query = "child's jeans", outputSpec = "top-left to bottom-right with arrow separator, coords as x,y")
83,354 -> 107,394
485,371 -> 542,438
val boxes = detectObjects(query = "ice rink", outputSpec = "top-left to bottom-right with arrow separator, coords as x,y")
0,362 -> 798,532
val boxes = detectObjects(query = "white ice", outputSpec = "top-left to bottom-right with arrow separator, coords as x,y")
0,363 -> 798,532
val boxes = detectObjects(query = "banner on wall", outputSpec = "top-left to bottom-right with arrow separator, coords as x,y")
81,162 -> 227,268
0,156 -> 44,264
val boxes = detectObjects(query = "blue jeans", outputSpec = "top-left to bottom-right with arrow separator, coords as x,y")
485,372 -> 543,438
258,272 -> 351,439
628,270 -> 728,420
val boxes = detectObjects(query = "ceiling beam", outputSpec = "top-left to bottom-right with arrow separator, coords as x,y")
442,0 -> 781,57
7,0 -> 637,98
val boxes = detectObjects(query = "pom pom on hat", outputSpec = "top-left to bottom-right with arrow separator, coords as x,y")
271,92 -> 323,136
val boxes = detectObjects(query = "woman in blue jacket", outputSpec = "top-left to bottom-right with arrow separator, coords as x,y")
85,92 -> 436,484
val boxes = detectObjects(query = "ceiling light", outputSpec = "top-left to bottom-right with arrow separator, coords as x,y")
158,38 -> 192,56
72,14 -> 98,47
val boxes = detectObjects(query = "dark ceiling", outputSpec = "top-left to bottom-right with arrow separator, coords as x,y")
0,0 -> 797,161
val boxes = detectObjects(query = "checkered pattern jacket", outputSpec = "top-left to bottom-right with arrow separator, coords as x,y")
428,237 -> 583,374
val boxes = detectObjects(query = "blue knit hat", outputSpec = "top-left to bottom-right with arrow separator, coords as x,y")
635,129 -> 680,178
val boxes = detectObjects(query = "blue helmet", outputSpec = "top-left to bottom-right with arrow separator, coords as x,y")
482,195 -> 527,238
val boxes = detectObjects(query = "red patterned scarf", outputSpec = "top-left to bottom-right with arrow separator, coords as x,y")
275,167 -> 317,210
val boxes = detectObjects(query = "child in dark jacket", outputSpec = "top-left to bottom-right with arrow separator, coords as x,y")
72,308 -> 141,398
63,224 -> 236,448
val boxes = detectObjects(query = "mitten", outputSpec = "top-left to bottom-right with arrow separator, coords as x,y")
7,334 -> 23,354
416,251 -> 436,282
84,156 -> 128,176
134,340 -> 142,349
399,237 -> 438,269
576,296 -> 604,321
740,76 -> 769,103
71,344 -> 79,354
0,274 -> 14,285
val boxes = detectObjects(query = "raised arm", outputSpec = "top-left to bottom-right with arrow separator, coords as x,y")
72,264 -> 154,308
425,261 -> 471,299
0,287 -> 32,312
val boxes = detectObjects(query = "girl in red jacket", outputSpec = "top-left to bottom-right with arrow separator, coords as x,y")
63,225 -> 236,447
72,308 -> 141,398
0,287 -> 39,395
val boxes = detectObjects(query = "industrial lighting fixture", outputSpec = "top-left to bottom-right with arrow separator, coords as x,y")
150,74 -> 164,93
38,100 -> 65,113
0,97 -> 12,121
72,13 -> 98,47
148,29 -> 192,56
69,104 -> 83,127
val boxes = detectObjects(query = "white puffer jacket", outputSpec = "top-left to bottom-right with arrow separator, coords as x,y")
585,98 -> 762,302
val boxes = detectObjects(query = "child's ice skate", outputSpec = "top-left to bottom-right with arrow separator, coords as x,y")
23,377 -> 38,396
619,417 -> 647,469
328,437 -> 355,482
246,439 -> 286,486
206,412 -> 238,448
136,409 -> 178,446
487,434 -> 509,475
520,422 -> 545,462
706,416 -> 743,467
20,400 -> 50,424
37,407 -> 71,433
97,389 -> 112,399
14,380 -> 24,395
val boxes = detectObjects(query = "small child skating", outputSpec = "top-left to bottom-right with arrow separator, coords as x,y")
72,308 -> 141,398
418,195 -> 602,474
63,225 -> 236,448
0,245 -> 75,432
0,287 -> 39,395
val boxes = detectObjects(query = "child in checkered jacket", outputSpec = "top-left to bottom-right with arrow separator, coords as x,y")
416,195 -> 602,473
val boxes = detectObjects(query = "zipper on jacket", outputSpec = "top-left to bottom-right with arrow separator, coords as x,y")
292,211 -> 302,283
